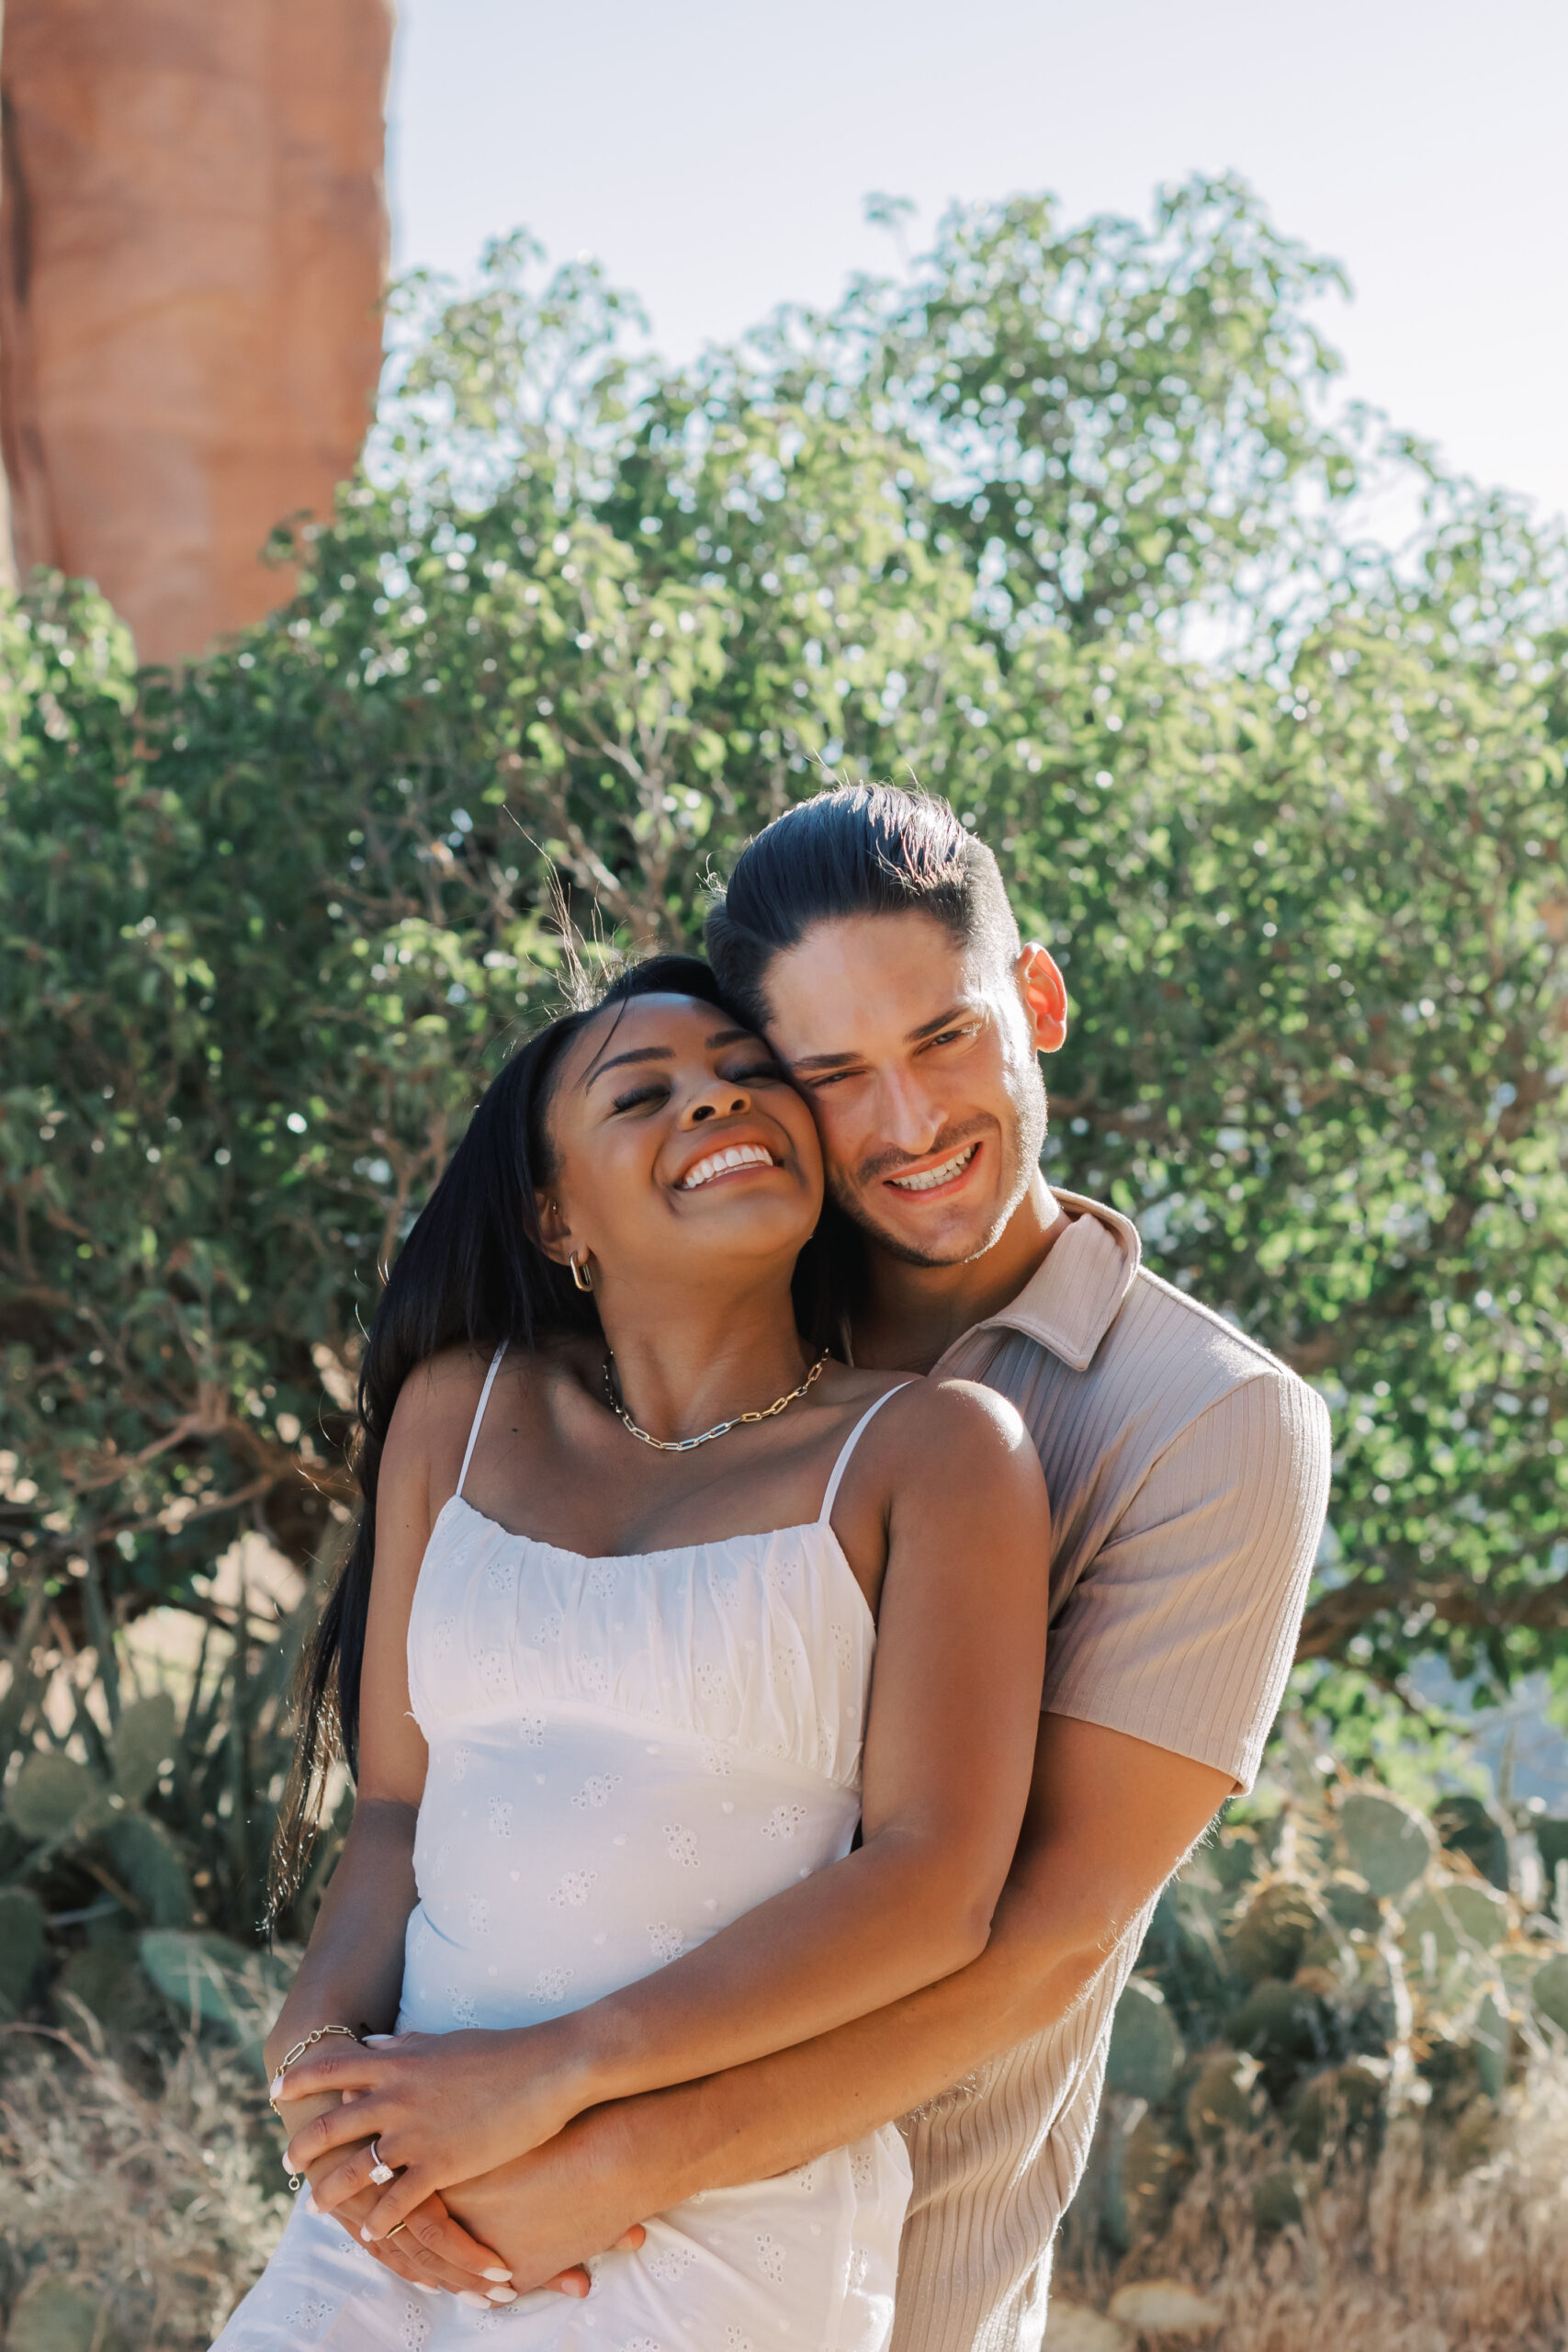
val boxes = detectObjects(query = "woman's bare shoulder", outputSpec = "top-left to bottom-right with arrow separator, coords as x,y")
389,1342 -> 502,1434
387,1335 -> 595,1454
866,1374 -> 1043,1495
829,1365 -> 1028,1439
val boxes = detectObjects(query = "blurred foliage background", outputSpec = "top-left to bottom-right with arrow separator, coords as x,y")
2,171 -> 1565,2027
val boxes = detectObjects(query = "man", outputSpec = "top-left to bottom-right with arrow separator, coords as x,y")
443,783 -> 1332,2347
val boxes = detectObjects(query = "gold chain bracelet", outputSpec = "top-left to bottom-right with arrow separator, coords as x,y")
268,2023 -> 366,2117
271,2023 -> 367,2192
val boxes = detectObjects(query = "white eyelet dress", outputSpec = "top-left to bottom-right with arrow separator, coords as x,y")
215,1352 -> 914,2352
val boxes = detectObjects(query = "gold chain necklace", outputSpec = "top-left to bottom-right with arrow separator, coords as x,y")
603,1349 -> 829,1453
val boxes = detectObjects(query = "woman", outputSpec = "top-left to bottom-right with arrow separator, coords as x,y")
219,956 -> 1048,2349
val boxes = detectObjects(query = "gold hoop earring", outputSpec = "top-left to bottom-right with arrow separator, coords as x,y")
570,1252 -> 593,1293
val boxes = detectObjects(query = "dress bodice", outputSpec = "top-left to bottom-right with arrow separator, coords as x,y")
398,1360 -> 906,2033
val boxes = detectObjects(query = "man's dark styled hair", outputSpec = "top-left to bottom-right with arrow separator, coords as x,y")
705,783 -> 1021,1034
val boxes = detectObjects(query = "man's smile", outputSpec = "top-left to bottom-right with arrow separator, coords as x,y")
884,1142 -> 982,1197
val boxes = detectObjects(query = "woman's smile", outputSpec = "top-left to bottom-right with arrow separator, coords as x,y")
677,1140 -> 781,1191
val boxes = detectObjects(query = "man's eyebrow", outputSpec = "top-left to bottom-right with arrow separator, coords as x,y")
789,1004 -> 976,1071
907,1002 -> 973,1043
585,1045 -> 673,1086
705,1028 -> 752,1047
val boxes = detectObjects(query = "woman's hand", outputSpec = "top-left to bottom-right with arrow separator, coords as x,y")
276,2087 -> 518,2304
282,2024 -> 591,2243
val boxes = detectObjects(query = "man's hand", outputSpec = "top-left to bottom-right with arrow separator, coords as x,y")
442,2116 -> 650,2296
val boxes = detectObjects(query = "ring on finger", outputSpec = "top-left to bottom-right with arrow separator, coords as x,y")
367,2137 -> 398,2187
385,2222 -> 409,2240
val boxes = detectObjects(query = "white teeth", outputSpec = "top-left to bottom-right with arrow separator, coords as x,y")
679,1143 -> 775,1191
887,1145 -> 977,1193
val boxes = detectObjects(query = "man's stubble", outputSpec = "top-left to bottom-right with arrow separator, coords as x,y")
824,1075 -> 1049,1272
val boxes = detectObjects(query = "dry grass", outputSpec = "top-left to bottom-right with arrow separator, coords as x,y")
0,2007 -> 288,2349
3,2021 -> 1566,2349
1056,2059 -> 1568,2350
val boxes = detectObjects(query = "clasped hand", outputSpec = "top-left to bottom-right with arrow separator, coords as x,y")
283,2021 -> 587,2245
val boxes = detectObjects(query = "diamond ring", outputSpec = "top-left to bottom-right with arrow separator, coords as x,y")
367,2138 -> 397,2186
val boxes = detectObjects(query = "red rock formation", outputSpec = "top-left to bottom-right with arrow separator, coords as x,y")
0,0 -> 393,662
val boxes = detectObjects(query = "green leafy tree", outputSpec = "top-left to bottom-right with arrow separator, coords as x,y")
2,179 -> 1565,1811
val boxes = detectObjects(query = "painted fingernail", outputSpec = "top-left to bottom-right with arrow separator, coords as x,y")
458,2290 -> 491,2308
482,2269 -> 513,2283
486,2288 -> 518,2303
360,2225 -> 378,2243
269,2074 -> 284,2098
364,2032 -> 395,2045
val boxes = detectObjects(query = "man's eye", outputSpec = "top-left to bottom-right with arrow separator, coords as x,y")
610,1083 -> 669,1114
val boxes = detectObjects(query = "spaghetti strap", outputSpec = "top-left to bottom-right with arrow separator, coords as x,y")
457,1343 -> 508,1499
818,1384 -> 915,1527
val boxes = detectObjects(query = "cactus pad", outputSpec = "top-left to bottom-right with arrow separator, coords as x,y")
1399,1877 -> 1509,1967
1228,1879 -> 1324,1984
1106,1977 -> 1184,2102
5,1751 -> 96,1842
1531,1952 -> 1568,2034
1184,2049 -> 1262,2144
1339,1790 -> 1436,1897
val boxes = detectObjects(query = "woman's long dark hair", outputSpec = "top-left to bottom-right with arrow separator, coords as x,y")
270,954 -> 840,1910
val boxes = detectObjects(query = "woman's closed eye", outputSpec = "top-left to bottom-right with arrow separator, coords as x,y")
609,1081 -> 671,1115
611,1061 -> 783,1114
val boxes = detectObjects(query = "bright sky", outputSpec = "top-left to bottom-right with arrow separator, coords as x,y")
389,0 -> 1568,526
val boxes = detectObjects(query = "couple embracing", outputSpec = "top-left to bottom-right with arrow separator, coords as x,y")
221,785 -> 1329,2352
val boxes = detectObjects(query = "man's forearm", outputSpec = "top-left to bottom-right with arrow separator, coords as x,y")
582,1867 -> 1106,2212
578,1718 -> 1232,2217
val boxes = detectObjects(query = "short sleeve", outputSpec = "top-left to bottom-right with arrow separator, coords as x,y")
1040,1368 -> 1330,1791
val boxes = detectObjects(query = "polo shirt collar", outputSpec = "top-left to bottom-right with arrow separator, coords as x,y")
936,1189 -> 1143,1376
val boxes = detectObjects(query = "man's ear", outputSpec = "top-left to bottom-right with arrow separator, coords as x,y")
1017,943 -> 1068,1054
534,1192 -> 576,1269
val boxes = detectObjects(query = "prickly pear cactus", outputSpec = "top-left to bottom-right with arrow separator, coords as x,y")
1072,1766 -> 1568,2258
1228,1879 -> 1325,1984
1531,1952 -> 1568,2034
1338,1789 -> 1435,1897
1431,1792 -> 1511,1892
1105,1977 -> 1183,2102
5,1753 -> 100,1843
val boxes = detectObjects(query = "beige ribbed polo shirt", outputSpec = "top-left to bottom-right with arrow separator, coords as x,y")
891,1191 -> 1332,2352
